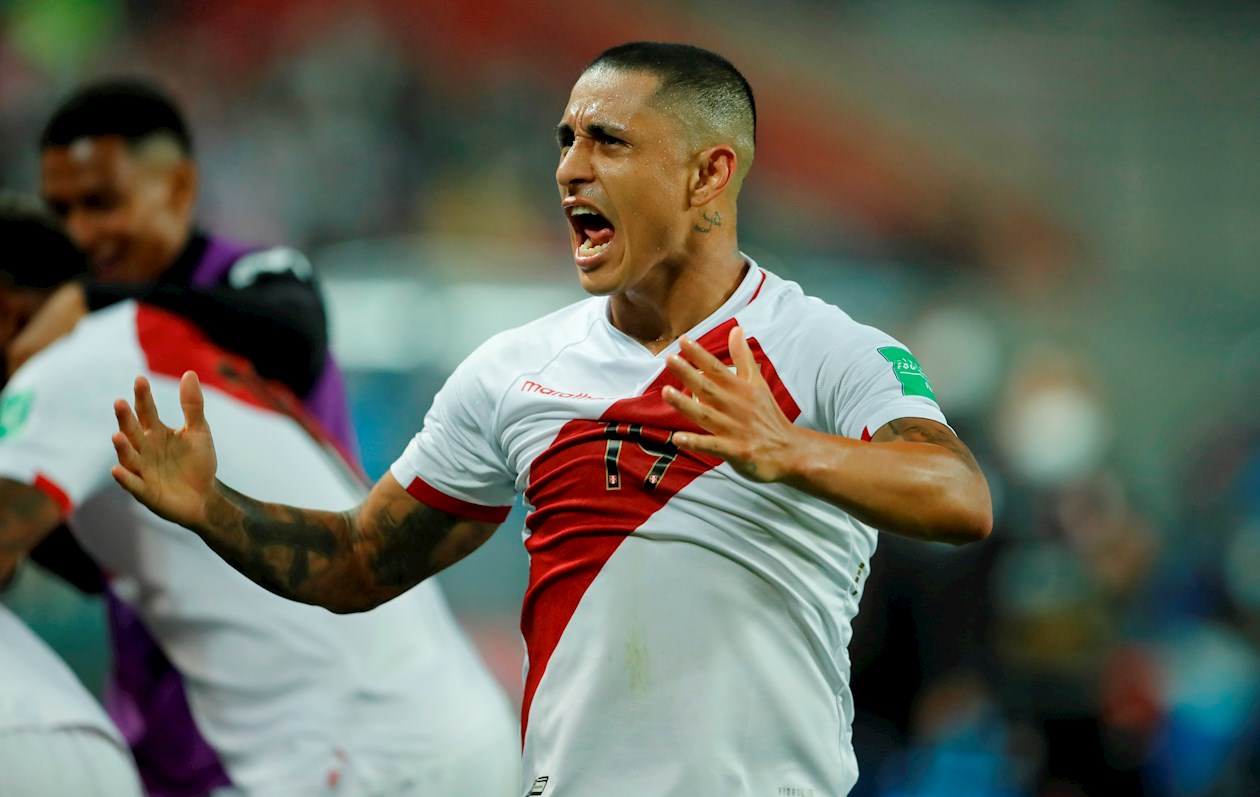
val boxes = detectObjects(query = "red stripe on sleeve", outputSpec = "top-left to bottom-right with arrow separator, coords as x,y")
33,472 -> 73,516
404,476 -> 512,523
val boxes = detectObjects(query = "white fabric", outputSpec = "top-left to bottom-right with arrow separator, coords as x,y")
208,711 -> 520,797
0,604 -> 120,740
0,303 -> 516,793
0,725 -> 143,797
390,262 -> 948,797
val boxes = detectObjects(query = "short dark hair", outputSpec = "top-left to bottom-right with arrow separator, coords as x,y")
40,78 -> 193,155
0,192 -> 90,290
586,42 -> 756,148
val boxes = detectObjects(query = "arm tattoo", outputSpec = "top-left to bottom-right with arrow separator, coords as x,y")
880,419 -> 982,474
694,210 -> 721,233
200,482 -> 479,610
0,479 -> 61,555
368,501 -> 467,587
207,484 -> 346,598
0,479 -> 63,587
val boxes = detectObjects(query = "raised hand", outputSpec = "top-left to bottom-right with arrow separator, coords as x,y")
111,371 -> 220,529
662,325 -> 799,483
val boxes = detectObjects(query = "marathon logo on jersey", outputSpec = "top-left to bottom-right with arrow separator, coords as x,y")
0,390 -> 34,440
521,380 -> 609,401
878,346 -> 936,401
526,775 -> 549,795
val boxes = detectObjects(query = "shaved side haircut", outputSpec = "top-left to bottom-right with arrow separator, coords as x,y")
40,78 -> 193,158
585,42 -> 757,181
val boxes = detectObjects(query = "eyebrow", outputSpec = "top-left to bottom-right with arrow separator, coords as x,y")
554,120 -> 628,146
555,123 -> 573,146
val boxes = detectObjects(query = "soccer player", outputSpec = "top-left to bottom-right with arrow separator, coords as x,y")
27,78 -> 353,450
111,42 -> 993,796
0,195 -> 143,797
25,79 -> 360,794
0,198 -> 519,796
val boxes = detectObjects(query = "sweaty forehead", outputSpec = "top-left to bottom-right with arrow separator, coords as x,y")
561,68 -> 664,130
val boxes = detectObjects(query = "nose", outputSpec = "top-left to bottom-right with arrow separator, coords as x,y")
556,138 -> 594,190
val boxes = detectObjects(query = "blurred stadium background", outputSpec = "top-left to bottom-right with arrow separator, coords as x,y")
3,1 -> 1259,794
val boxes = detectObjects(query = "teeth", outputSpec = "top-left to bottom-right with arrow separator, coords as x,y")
569,206 -> 597,216
578,239 -> 610,257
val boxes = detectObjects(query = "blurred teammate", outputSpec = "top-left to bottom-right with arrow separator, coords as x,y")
0,194 -> 144,797
0,604 -> 145,797
0,197 -> 519,796
111,42 -> 993,796
25,78 -> 352,450
25,79 -> 359,795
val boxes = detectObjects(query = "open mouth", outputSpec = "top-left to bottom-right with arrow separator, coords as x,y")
567,206 -> 615,258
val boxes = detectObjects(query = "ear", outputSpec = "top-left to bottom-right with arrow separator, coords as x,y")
168,160 -> 199,216
688,145 -> 737,208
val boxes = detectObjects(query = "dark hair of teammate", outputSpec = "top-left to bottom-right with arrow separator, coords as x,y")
0,192 -> 90,290
40,78 -> 193,156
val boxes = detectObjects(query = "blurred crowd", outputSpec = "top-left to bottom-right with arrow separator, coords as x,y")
850,306 -> 1260,796
3,1 -> 1258,795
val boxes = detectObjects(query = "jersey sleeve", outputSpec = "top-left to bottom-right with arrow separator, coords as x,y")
389,345 -> 516,523
0,342 -> 121,513
820,327 -> 949,441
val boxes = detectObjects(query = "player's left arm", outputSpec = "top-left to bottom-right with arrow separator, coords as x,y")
663,326 -> 992,545
0,478 -> 64,587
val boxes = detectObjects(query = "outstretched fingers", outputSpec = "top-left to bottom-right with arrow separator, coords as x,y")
133,376 -> 163,431
677,337 -> 735,385
110,462 -> 147,496
669,426 -> 731,459
728,326 -> 761,383
111,396 -> 149,498
179,371 -> 207,431
114,397 -> 145,451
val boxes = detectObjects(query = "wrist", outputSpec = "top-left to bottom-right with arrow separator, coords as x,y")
776,426 -> 856,492
772,425 -> 817,486
196,480 -> 237,534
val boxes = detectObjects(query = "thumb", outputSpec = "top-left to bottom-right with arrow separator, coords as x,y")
180,371 -> 208,431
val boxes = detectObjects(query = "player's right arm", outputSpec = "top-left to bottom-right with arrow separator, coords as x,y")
111,372 -> 497,613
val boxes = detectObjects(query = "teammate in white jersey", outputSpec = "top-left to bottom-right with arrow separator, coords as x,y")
110,43 -> 993,796
0,604 -> 145,796
0,201 -> 518,796
0,194 -> 140,796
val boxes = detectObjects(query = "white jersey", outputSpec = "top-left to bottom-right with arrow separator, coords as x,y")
0,603 -> 121,741
390,262 -> 948,797
0,302 -> 512,792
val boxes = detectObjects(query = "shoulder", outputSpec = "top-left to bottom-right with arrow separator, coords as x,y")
224,245 -> 315,288
460,296 -> 604,375
742,270 -> 900,366
14,303 -> 140,384
3,303 -> 142,425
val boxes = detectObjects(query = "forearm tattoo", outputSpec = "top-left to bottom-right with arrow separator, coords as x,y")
880,419 -> 982,474
206,484 -> 346,599
0,479 -> 60,555
203,483 -> 470,606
